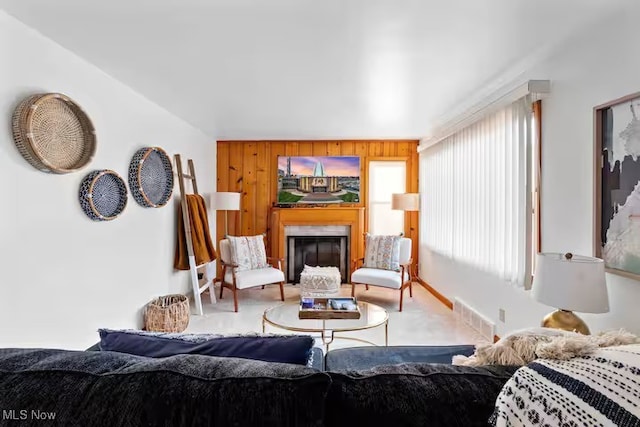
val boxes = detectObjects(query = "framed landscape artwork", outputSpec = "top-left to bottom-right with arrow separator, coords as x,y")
276,156 -> 360,205
595,91 -> 640,279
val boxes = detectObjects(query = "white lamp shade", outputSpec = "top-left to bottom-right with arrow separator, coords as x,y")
531,253 -> 609,313
212,192 -> 240,211
391,193 -> 420,211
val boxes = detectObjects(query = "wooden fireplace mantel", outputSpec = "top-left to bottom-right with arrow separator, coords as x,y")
270,207 -> 365,269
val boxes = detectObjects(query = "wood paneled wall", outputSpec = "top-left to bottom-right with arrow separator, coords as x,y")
216,140 -> 420,264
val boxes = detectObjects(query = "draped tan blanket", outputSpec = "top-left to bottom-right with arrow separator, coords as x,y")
174,194 -> 217,270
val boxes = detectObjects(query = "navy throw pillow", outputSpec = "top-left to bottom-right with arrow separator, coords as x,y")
98,329 -> 315,366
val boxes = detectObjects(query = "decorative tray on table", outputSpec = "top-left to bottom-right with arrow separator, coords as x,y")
298,297 -> 361,320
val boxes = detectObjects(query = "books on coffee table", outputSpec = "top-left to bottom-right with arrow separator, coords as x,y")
298,297 -> 361,319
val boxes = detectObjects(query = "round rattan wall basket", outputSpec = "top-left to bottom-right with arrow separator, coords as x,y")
79,170 -> 128,221
128,147 -> 174,208
12,93 -> 96,174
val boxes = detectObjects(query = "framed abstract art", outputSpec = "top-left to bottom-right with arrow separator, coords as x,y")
595,91 -> 640,280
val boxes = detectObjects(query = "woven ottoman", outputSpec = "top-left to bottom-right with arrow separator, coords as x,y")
300,265 -> 341,297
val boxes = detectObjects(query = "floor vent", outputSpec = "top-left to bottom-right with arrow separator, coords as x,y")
453,298 -> 495,341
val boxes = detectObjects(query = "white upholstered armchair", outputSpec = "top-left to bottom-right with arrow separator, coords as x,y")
350,235 -> 413,311
218,235 -> 285,312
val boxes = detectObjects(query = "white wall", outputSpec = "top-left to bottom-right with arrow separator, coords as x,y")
0,10 -> 216,349
421,3 -> 640,337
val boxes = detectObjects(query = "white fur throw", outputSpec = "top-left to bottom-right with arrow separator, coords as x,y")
452,328 -> 639,367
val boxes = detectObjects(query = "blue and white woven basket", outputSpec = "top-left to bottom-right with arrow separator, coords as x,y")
79,169 -> 128,221
128,147 -> 174,208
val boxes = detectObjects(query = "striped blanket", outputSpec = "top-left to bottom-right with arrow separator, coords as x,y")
491,344 -> 640,427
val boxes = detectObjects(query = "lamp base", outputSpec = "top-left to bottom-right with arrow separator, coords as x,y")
541,309 -> 590,335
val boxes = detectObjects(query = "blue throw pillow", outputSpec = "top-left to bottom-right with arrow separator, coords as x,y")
98,329 -> 315,366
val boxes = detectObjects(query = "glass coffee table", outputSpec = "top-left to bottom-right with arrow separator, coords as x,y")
263,301 -> 388,351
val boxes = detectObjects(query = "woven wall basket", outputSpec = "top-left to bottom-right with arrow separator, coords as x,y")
12,93 -> 96,174
144,294 -> 190,332
79,169 -> 128,221
128,147 -> 174,208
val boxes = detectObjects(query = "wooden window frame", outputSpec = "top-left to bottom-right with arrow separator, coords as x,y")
533,100 -> 542,254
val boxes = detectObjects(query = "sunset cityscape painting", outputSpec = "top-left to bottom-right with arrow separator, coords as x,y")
277,156 -> 360,204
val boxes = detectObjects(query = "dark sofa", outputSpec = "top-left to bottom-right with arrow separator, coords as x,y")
0,346 -> 517,427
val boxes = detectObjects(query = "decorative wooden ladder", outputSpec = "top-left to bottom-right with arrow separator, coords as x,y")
175,154 -> 215,315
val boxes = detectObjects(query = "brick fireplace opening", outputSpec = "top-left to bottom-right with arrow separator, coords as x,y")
283,225 -> 349,284
287,235 -> 348,283
270,207 -> 365,284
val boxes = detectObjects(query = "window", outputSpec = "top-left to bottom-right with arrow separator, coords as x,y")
368,160 -> 406,235
420,97 -> 535,288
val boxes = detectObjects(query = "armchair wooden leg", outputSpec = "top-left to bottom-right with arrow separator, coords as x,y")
365,285 -> 369,291
262,285 -> 265,290
232,286 -> 239,313
409,281 -> 413,297
219,283 -> 224,299
351,283 -> 355,297
279,282 -> 285,301
399,287 -> 404,312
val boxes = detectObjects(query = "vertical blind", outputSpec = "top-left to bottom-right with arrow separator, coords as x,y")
420,98 -> 532,288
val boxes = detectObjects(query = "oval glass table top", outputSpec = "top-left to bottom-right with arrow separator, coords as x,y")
263,301 -> 388,333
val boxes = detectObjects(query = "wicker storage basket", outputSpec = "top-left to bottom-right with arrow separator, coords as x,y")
144,294 -> 190,332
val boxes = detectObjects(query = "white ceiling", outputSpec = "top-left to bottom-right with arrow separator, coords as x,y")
0,0 -> 629,140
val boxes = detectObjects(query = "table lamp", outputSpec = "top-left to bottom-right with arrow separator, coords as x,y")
531,252 -> 609,335
211,192 -> 241,236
